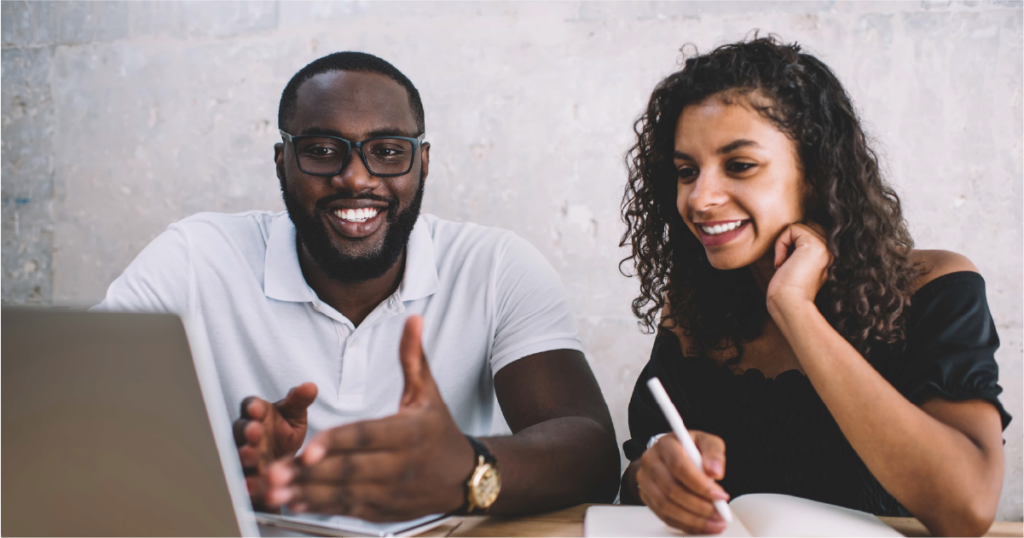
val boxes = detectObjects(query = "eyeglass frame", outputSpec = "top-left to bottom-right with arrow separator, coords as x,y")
279,129 -> 428,178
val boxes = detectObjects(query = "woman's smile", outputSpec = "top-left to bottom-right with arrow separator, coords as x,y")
694,219 -> 750,247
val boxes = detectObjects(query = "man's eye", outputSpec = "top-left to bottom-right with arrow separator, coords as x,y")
303,146 -> 337,158
726,161 -> 755,173
373,147 -> 403,157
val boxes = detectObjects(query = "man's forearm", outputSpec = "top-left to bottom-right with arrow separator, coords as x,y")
482,416 -> 620,514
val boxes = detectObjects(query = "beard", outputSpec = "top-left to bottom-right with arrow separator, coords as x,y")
282,174 -> 424,285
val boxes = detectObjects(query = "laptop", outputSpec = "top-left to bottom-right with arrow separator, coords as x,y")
2,308 -> 257,536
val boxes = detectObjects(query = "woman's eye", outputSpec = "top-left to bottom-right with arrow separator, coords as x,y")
677,167 -> 698,183
726,161 -> 756,174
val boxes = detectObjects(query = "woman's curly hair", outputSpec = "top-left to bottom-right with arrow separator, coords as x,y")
620,36 -> 918,359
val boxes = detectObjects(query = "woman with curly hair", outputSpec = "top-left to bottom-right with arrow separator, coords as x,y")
618,37 -> 1010,536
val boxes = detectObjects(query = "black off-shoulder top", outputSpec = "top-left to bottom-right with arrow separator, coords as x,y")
623,272 -> 1011,516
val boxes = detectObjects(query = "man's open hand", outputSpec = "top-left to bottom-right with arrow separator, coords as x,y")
265,315 -> 476,521
233,382 -> 318,507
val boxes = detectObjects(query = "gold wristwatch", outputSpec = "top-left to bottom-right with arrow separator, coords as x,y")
463,435 -> 501,513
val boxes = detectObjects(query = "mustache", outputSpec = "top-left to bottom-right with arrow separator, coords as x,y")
314,192 -> 397,212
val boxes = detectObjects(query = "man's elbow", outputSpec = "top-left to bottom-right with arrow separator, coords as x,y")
926,496 -> 998,537
585,420 -> 621,503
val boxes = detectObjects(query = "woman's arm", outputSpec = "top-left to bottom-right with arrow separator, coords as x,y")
618,312 -> 732,534
768,226 -> 1004,536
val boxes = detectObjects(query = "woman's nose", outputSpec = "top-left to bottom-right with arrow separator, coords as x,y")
687,170 -> 728,212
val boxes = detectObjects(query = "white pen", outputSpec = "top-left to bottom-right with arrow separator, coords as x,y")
646,377 -> 733,523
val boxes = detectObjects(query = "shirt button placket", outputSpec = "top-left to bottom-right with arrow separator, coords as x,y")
338,333 -> 366,409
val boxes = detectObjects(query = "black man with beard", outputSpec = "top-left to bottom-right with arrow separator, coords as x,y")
96,52 -> 620,520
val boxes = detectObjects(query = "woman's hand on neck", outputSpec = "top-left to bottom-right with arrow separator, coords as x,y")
762,223 -> 832,318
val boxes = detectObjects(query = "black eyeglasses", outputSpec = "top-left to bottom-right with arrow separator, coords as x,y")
279,130 -> 427,178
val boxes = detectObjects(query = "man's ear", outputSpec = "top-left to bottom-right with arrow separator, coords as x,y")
274,142 -> 285,182
419,142 -> 430,183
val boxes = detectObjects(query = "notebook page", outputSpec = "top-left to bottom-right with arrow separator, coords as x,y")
584,505 -> 753,537
728,494 -> 902,537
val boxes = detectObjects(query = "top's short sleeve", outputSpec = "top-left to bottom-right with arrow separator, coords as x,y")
895,272 -> 1011,429
488,234 -> 583,373
92,224 -> 195,317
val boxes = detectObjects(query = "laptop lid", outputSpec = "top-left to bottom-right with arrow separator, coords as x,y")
2,308 -> 257,536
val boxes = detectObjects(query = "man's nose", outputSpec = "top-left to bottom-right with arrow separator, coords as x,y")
331,149 -> 380,192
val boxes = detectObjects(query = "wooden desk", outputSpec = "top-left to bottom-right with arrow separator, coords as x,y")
421,504 -> 1023,537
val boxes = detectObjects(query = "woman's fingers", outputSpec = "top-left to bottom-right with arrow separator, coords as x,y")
639,463 -> 727,534
774,225 -> 795,269
774,222 -> 830,269
693,431 -> 727,480
644,461 -> 721,519
658,434 -> 730,502
637,436 -> 730,534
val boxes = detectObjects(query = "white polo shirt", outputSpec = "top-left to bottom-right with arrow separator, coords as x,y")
95,211 -> 582,438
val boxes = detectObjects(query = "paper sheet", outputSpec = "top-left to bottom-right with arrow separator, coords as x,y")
584,495 -> 902,537
729,494 -> 901,537
584,505 -> 752,537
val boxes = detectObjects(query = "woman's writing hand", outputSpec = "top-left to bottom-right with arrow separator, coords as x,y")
636,432 -> 730,535
766,223 -> 832,311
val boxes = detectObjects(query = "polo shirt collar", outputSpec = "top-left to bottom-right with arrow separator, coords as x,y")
264,213 -> 439,304
398,217 -> 440,303
264,213 -> 315,303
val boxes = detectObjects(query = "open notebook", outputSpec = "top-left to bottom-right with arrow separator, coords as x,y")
255,512 -> 450,537
585,494 -> 902,537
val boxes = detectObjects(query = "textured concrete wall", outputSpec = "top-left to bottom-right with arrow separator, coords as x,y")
3,1 -> 1021,520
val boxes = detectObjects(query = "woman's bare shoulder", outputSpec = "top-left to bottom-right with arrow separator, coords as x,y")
910,249 -> 980,290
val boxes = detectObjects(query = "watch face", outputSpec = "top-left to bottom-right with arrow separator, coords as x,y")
471,465 -> 501,508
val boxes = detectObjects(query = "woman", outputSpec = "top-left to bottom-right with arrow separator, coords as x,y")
618,37 -> 1011,536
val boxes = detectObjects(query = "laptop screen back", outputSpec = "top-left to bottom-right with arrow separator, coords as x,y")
2,309 -> 244,536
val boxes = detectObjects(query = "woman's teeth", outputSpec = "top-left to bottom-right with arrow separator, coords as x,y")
700,220 -> 744,235
334,208 -> 380,222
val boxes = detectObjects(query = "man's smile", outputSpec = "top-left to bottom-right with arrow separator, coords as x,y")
321,197 -> 393,240
334,207 -> 380,222
325,205 -> 388,239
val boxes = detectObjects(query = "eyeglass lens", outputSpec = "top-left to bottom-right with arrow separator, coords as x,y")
294,137 -> 415,176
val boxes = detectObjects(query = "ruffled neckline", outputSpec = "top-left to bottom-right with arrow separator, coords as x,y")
664,271 -> 984,384
656,326 -> 810,385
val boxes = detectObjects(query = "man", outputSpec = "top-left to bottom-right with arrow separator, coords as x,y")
95,52 -> 620,519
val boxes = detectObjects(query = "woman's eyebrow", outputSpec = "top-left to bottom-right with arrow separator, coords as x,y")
673,139 -> 762,161
673,150 -> 695,161
717,139 -> 760,154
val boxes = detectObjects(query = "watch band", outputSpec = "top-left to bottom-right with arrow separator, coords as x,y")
459,435 -> 498,515
464,435 -> 497,466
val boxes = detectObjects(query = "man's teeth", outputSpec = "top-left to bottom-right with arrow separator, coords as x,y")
334,208 -> 380,222
700,221 -> 744,235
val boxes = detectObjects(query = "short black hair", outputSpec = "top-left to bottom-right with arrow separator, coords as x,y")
278,51 -> 425,134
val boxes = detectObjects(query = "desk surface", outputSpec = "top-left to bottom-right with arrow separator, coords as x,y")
420,504 -> 1024,537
